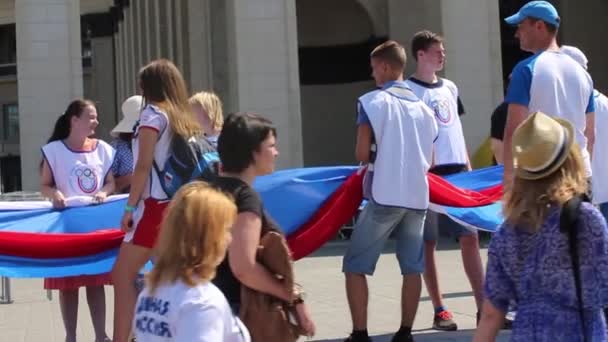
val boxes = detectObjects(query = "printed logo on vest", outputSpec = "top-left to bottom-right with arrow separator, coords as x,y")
430,97 -> 453,125
71,164 -> 99,194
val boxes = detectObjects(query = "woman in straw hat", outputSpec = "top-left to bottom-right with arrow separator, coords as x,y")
110,95 -> 142,193
475,112 -> 608,341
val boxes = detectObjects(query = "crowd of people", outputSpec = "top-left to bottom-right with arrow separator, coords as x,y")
37,1 -> 608,341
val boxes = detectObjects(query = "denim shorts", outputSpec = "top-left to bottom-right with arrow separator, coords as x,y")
343,200 -> 427,275
423,211 -> 476,242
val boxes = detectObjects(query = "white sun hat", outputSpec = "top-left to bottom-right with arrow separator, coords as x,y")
111,95 -> 143,137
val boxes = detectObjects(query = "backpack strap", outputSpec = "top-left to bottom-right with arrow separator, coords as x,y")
560,194 -> 590,341
151,130 -> 175,200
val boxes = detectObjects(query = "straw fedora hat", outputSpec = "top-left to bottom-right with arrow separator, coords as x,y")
111,95 -> 143,137
512,111 -> 575,180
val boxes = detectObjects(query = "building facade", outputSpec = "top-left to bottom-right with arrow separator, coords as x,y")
2,0 -> 607,191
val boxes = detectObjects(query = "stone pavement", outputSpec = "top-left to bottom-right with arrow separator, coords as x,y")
0,237 -> 510,341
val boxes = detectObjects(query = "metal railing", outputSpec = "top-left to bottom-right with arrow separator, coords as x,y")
0,192 -> 48,304
0,276 -> 12,304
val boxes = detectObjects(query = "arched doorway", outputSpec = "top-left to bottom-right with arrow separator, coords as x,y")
296,0 -> 387,166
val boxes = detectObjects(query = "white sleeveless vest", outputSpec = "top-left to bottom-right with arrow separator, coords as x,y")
405,78 -> 469,166
42,140 -> 115,197
360,84 -> 437,209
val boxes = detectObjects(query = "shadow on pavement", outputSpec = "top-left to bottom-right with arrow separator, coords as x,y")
305,233 -> 489,259
312,329 -> 511,341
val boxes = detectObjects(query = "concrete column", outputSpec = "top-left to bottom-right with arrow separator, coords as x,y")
119,19 -> 127,101
440,0 -> 503,153
132,0 -> 142,72
174,0 -> 184,72
90,36 -> 116,142
153,0 -> 161,57
187,0 -> 213,91
225,0 -> 303,168
115,28 -> 124,108
127,4 -> 135,95
165,0 -> 174,62
16,0 -> 83,190
141,0 -> 150,64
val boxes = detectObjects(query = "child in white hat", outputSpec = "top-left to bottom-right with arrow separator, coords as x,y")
110,95 -> 142,193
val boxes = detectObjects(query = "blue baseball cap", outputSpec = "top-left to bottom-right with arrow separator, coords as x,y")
504,1 -> 560,28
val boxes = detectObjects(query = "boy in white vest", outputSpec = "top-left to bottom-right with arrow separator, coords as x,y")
405,30 -> 484,331
343,40 -> 438,342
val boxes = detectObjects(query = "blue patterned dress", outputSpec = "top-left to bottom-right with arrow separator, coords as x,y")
485,202 -> 608,341
110,138 -> 133,193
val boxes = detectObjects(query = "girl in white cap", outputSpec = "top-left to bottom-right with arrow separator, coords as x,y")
110,95 -> 142,193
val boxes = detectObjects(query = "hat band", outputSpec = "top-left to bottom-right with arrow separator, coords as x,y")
523,126 -> 569,177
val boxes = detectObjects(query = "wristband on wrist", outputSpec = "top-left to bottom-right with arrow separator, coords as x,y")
124,204 -> 137,213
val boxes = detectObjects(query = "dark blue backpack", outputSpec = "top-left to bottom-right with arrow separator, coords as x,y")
153,134 -> 219,198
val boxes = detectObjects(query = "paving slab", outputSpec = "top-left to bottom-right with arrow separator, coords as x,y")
0,236 -> 510,341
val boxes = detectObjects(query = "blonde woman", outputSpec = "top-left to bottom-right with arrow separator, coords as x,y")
475,112 -> 608,341
189,91 -> 223,147
133,182 -> 250,342
111,59 -> 203,342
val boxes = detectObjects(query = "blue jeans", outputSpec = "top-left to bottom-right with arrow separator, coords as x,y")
343,200 -> 427,275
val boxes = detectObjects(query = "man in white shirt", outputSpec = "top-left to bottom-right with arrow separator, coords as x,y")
502,1 -> 595,184
343,40 -> 437,342
405,30 -> 484,331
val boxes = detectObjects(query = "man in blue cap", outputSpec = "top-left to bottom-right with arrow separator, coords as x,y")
501,0 -> 595,187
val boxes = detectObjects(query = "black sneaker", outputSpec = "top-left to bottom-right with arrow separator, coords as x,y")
391,331 -> 413,342
433,310 -> 458,331
344,334 -> 372,342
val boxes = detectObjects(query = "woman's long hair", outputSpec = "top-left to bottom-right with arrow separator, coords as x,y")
47,99 -> 95,143
139,59 -> 201,138
146,181 -> 236,293
502,145 -> 588,231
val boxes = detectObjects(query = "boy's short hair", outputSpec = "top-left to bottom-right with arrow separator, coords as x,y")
370,40 -> 406,70
411,30 -> 443,61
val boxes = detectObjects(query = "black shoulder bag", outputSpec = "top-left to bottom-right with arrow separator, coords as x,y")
559,194 -> 590,342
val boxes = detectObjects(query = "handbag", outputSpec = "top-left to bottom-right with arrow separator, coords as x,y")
239,229 -> 306,342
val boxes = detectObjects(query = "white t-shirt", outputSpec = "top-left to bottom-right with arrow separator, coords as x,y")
134,280 -> 250,342
41,140 -> 115,197
592,90 -> 608,204
506,50 -> 595,176
405,77 -> 469,166
133,104 -> 172,200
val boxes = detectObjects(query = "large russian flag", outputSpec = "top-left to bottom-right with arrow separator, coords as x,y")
0,165 -> 504,278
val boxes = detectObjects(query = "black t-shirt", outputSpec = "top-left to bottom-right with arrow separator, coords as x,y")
210,176 -> 264,305
490,102 -> 508,141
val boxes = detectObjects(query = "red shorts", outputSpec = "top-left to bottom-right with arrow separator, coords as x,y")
123,198 -> 169,249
